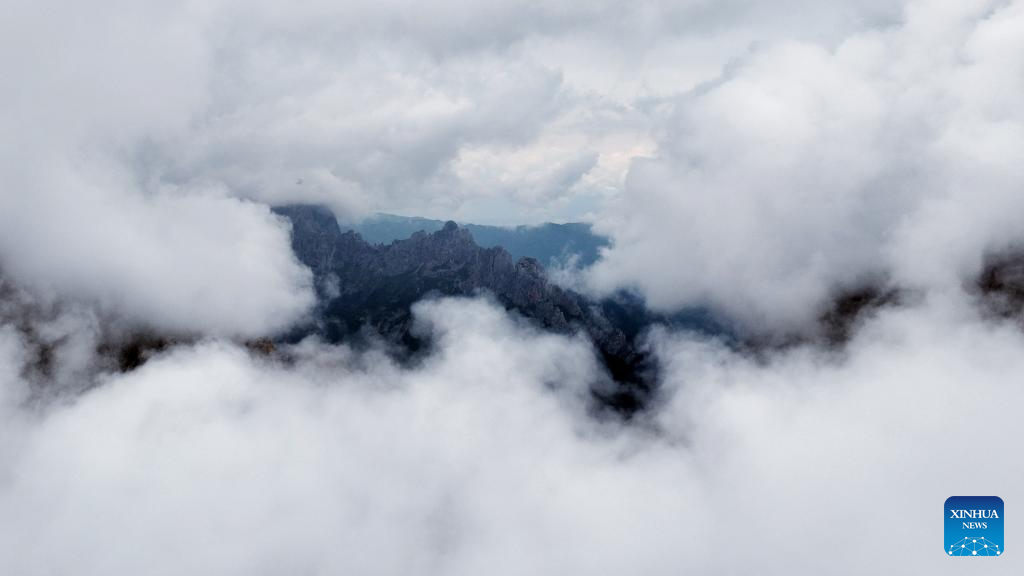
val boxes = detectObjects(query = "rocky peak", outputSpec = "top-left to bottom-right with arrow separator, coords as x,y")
274,204 -> 654,414
515,257 -> 545,278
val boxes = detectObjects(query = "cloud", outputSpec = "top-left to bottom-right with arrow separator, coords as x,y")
589,0 -> 1024,332
0,162 -> 315,337
0,0 -> 314,337
0,295 -> 1022,575
162,0 -> 906,223
5,0 -> 913,228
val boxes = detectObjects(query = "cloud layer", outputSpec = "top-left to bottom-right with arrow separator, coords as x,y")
1,295 -> 1021,575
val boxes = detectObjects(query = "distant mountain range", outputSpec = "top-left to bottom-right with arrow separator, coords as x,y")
340,213 -> 609,268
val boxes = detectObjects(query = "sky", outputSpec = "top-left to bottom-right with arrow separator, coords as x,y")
1,0 -> 1024,574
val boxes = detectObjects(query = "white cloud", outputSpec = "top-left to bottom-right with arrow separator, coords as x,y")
0,0 -> 314,337
589,0 -> 1024,332
0,162 -> 315,337
0,295 -> 1021,575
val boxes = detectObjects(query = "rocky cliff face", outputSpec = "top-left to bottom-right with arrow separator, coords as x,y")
274,205 -> 649,412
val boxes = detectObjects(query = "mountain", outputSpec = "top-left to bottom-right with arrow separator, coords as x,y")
341,213 -> 609,268
275,204 -> 653,412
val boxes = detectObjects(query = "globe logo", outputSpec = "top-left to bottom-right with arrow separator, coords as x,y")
948,537 -> 1001,556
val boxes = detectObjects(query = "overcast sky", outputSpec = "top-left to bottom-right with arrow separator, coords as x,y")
3,0 -> 1023,332
1,0 -> 1023,574
1,0 -> 904,223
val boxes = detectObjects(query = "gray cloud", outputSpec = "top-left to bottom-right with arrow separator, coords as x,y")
170,0 -> 905,223
5,0 -> 911,226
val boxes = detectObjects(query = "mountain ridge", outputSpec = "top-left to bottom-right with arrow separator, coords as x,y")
274,204 -> 654,413
340,212 -> 609,268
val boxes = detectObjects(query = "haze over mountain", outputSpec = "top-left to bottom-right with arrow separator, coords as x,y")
341,213 -> 608,268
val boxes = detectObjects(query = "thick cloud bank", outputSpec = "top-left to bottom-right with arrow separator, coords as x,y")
0,0 -> 314,336
0,188 -> 314,337
0,296 -> 1021,575
591,0 -> 1024,331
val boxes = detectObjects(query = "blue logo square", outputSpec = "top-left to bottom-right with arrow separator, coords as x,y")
945,496 -> 1003,557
